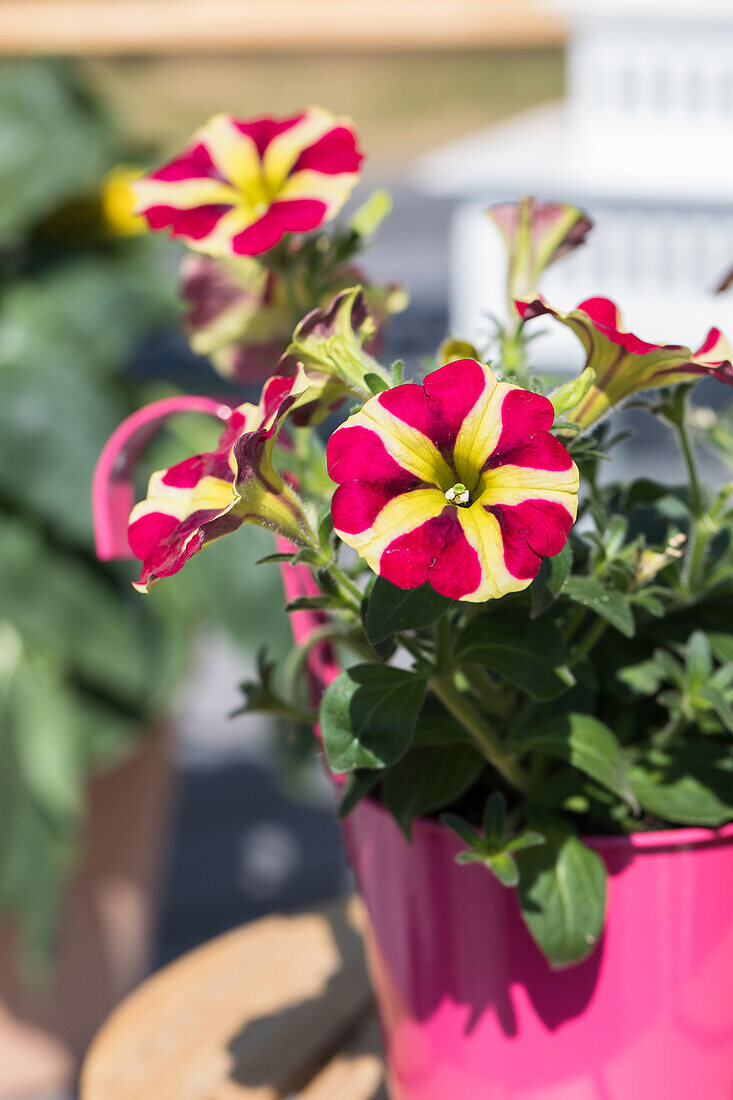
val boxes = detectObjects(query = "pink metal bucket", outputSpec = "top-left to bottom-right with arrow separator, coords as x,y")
343,797 -> 733,1100
92,424 -> 733,1100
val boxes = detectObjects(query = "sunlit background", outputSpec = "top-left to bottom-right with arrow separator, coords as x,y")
1,1 -> 732,1096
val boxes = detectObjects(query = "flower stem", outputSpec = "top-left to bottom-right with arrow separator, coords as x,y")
570,617 -> 608,668
672,410 -> 713,594
435,615 -> 451,674
674,414 -> 703,518
429,675 -> 529,793
327,561 -> 363,604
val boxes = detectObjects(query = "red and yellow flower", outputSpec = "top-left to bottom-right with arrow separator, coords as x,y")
518,295 -> 733,429
488,197 -> 592,302
128,371 -> 314,591
180,254 -> 293,382
133,108 -> 363,257
327,359 -> 579,602
181,256 -> 406,388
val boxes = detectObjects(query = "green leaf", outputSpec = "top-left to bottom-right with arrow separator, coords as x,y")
516,818 -> 607,969
709,633 -> 733,664
455,612 -> 574,700
441,813 -> 481,848
364,372 -> 391,396
563,576 -> 635,637
482,790 -> 506,845
630,744 -> 733,826
350,188 -> 393,238
698,686 -> 733,733
617,659 -> 664,696
628,591 -> 666,617
336,770 -> 380,820
505,830 -> 546,853
531,543 -> 572,618
686,631 -> 713,690
454,846 -> 520,886
550,368 -> 595,416
509,713 -> 637,809
0,61 -> 111,244
365,577 -> 452,645
285,595 -> 339,612
411,695 -> 473,747
0,518 -> 157,708
320,664 -> 427,772
383,743 -> 484,837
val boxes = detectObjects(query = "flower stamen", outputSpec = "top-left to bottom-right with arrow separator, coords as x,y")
445,482 -> 470,506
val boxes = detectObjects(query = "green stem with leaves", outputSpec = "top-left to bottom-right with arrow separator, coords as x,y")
429,675 -> 529,793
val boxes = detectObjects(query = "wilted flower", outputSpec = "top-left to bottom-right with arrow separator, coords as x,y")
634,533 -> 687,587
133,108 -> 363,257
181,254 -> 292,382
279,286 -> 393,424
181,256 -> 405,387
327,359 -> 578,602
128,371 -> 315,591
518,295 -> 733,429
488,197 -> 592,304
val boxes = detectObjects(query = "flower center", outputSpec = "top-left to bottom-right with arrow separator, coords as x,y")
239,172 -> 274,215
445,482 -> 470,506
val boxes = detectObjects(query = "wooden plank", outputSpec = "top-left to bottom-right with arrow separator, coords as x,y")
300,1014 -> 386,1100
80,896 -> 375,1099
0,0 -> 566,55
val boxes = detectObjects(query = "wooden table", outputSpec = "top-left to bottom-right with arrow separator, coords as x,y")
80,896 -> 386,1099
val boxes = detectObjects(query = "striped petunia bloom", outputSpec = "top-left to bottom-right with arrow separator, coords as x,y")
488,197 -> 592,301
181,254 -> 292,382
133,108 -> 363,257
518,295 -> 733,429
327,359 -> 579,602
129,371 -> 314,591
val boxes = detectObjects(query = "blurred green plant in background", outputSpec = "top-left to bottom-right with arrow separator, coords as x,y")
0,59 -> 290,971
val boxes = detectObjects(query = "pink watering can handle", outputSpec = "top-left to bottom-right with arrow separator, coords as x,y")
92,395 -> 233,561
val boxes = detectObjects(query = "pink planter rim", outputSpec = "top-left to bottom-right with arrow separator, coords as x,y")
359,791 -> 733,856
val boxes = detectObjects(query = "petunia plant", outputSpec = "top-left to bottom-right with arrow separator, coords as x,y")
111,114 -> 733,969
133,109 -> 404,383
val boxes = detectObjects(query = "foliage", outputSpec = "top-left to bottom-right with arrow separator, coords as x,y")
0,62 -> 285,968
115,109 -> 733,972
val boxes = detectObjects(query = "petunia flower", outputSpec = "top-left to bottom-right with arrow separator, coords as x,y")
100,166 -> 146,237
488,197 -> 592,305
326,359 -> 579,602
128,370 -> 315,591
181,254 -> 292,382
518,295 -> 733,429
181,256 -> 406,388
132,108 -> 363,257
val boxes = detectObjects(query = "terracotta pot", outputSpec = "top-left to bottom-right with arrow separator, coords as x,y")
0,724 -> 171,1099
343,797 -> 733,1100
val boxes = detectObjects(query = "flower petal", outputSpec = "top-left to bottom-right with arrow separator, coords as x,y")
231,199 -> 327,255
129,403 -> 257,591
262,108 -> 354,187
484,498 -> 576,580
129,368 -> 315,591
379,507 -> 483,600
488,197 -> 592,300
133,107 -> 362,258
518,294 -> 733,428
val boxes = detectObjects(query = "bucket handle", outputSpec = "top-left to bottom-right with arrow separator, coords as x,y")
91,395 -> 233,561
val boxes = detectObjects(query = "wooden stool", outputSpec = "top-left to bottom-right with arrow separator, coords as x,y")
80,896 -> 386,1099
